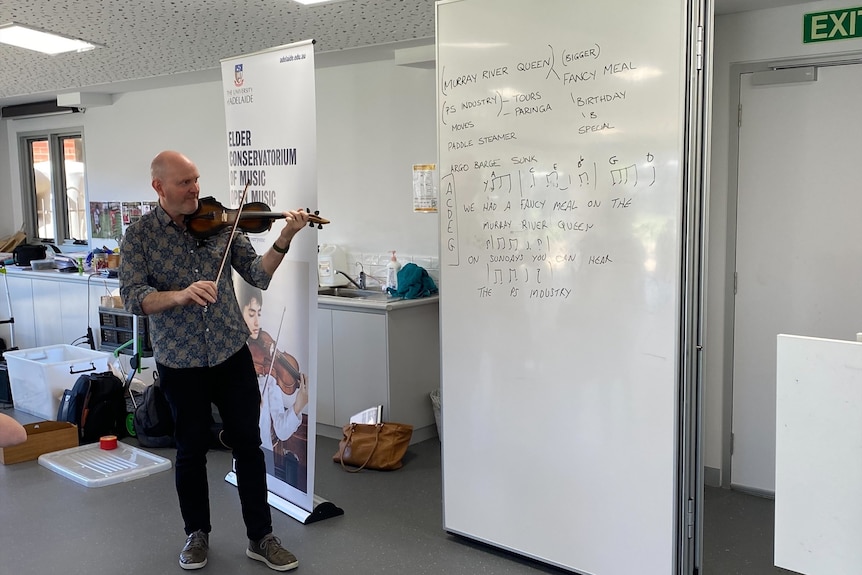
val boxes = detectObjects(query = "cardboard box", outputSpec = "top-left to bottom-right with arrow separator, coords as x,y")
0,421 -> 78,464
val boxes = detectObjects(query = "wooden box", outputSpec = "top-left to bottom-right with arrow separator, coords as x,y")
0,421 -> 78,464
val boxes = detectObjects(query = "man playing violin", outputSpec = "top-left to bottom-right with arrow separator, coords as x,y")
119,150 -> 307,572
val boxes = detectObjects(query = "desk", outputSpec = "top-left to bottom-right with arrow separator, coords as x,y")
0,268 -> 156,385
0,268 -> 117,351
775,334 -> 862,575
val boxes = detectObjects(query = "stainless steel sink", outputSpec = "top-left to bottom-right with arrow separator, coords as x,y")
317,287 -> 393,300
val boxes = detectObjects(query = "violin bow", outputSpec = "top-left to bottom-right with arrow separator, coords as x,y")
265,307 -> 288,382
262,307 -> 289,401
214,181 -> 251,287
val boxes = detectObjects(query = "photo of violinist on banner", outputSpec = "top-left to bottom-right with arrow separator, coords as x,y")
237,279 -> 310,493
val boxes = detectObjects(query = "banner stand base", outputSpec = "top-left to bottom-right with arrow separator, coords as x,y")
225,471 -> 344,525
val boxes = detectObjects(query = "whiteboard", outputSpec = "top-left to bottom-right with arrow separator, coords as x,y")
436,1 -> 693,573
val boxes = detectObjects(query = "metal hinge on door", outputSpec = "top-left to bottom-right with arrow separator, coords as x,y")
730,432 -> 734,455
738,103 -> 742,127
734,272 -> 738,295
687,498 -> 695,539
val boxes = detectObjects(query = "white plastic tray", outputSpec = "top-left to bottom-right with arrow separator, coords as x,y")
38,442 -> 172,488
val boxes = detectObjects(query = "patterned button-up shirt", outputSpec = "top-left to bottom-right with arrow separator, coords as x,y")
119,203 -> 271,368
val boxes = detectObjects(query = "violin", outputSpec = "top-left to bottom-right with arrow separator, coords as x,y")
184,196 -> 329,239
249,330 -> 303,395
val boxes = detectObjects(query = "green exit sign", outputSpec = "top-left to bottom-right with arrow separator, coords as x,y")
804,7 -> 862,43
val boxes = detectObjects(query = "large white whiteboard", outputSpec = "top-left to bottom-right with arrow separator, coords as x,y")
436,1 -> 692,573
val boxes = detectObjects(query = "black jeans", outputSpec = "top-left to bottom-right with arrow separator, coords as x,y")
158,345 -> 272,541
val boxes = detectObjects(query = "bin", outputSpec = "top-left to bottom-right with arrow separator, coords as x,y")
5,345 -> 110,420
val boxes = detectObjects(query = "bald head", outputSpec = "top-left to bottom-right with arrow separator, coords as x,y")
151,150 -> 195,182
149,151 -> 201,222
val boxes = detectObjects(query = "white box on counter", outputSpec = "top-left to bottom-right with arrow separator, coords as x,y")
5,345 -> 111,420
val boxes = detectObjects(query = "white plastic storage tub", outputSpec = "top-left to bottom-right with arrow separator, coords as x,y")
5,345 -> 111,420
39,442 -> 172,488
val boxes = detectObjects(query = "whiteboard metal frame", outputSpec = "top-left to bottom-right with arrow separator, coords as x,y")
679,1 -> 712,574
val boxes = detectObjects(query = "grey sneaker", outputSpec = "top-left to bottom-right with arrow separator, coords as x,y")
179,530 -> 208,570
246,533 -> 299,571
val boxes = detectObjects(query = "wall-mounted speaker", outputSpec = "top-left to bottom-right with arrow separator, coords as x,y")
0,100 -> 80,119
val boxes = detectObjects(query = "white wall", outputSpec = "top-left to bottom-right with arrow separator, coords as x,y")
0,48 -> 438,276
84,83 -> 229,211
707,0 -> 862,482
316,59 -> 437,257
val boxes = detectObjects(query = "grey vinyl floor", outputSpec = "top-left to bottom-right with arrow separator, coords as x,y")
1,406 -> 796,575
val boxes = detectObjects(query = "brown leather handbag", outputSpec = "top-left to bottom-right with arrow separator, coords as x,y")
332,422 -> 413,472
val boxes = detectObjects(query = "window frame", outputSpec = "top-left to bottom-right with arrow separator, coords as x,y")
17,129 -> 86,243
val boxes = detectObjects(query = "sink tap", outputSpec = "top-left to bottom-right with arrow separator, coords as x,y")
336,270 -> 366,290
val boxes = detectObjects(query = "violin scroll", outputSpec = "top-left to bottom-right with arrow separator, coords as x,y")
306,209 -> 327,230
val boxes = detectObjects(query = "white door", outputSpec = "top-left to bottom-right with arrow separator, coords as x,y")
732,64 -> 862,492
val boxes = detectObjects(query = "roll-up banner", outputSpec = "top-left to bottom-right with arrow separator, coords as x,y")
221,39 -> 326,522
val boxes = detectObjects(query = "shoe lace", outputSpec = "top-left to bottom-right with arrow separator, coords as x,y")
186,532 -> 207,550
260,534 -> 283,554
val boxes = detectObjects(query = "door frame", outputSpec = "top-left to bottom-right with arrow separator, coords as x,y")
722,51 -> 862,489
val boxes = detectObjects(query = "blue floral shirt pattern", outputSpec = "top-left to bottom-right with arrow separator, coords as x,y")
119,204 -> 271,368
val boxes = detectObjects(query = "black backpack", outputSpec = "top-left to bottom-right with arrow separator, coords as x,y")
133,379 -> 176,448
59,371 -> 128,444
132,380 -> 229,450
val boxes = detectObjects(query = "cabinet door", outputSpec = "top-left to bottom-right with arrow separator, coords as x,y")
316,308 -> 335,426
59,282 -> 90,347
3,276 -> 35,349
32,280 -> 62,346
332,310 -> 388,425
33,280 -> 88,347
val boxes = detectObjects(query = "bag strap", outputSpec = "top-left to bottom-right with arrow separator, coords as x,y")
339,423 -> 382,473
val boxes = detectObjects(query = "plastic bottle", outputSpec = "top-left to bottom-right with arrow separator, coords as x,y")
318,244 -> 348,286
386,251 -> 402,291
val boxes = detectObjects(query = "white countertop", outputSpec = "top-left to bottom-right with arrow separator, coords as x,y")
317,293 -> 438,311
4,266 -> 439,310
3,266 -> 118,285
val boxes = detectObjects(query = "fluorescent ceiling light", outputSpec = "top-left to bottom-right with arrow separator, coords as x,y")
293,0 -> 341,5
0,22 -> 99,55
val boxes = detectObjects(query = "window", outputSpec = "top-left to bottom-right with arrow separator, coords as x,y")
18,131 -> 87,243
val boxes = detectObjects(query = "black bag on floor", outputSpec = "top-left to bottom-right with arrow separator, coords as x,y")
133,379 -> 175,448
132,382 -> 228,450
60,371 -> 128,444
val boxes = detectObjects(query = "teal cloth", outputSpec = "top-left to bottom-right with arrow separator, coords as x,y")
387,263 -> 438,299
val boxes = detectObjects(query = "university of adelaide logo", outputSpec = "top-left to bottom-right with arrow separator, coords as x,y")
234,64 -> 244,87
